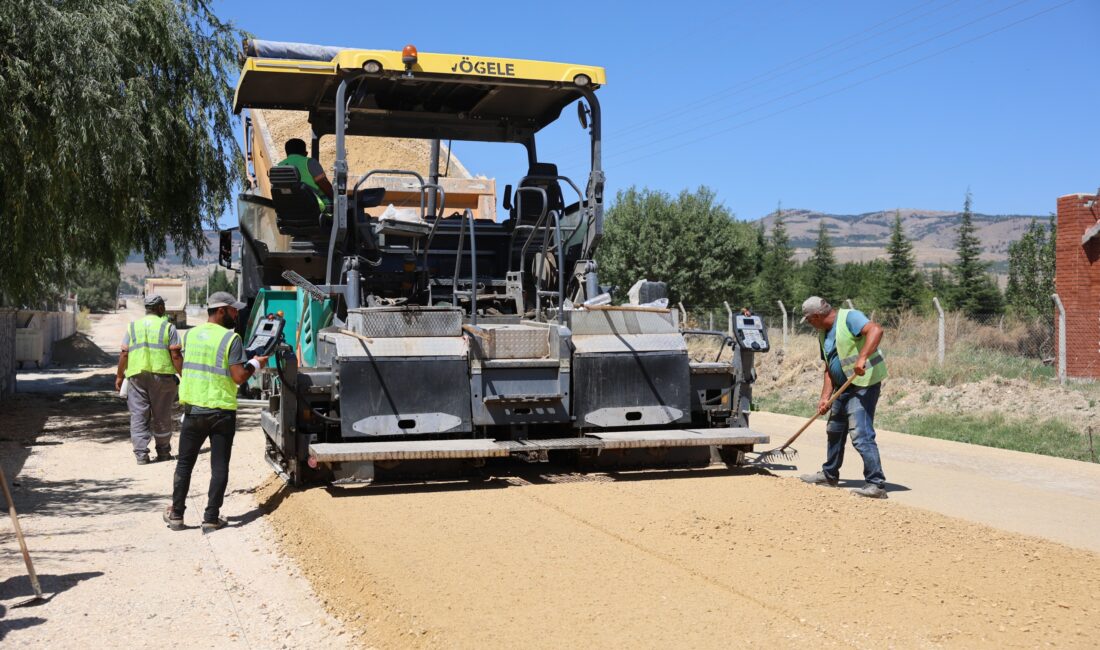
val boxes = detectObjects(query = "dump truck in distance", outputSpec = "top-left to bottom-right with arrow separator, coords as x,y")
143,278 -> 187,324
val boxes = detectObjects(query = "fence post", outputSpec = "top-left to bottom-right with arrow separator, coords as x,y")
723,301 -> 733,337
932,297 -> 945,365
677,302 -> 687,329
708,312 -> 714,331
776,300 -> 788,350
1052,293 -> 1066,385
845,298 -> 855,309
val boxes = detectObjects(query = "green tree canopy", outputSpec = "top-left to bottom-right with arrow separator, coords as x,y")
187,267 -> 236,304
882,210 -> 925,313
71,262 -> 122,312
596,186 -> 759,306
0,1 -> 243,304
804,221 -> 837,302
1006,217 -> 1055,317
834,260 -> 888,312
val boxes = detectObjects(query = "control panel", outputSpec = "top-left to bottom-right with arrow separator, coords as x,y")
734,314 -> 770,352
245,313 -> 286,359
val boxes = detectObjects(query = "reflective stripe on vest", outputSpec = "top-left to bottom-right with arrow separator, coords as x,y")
278,154 -> 328,210
125,314 -> 175,377
178,323 -> 239,411
818,308 -> 888,388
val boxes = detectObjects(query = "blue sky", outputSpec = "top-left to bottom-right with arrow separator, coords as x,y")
219,0 -> 1098,220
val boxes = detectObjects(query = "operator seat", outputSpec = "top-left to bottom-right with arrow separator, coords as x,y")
512,162 -> 565,224
268,165 -> 330,238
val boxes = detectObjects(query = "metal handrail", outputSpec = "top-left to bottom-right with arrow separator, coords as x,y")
353,169 -> 426,218
511,186 -> 549,272
450,209 -> 478,325
531,210 -> 565,323
681,329 -> 735,363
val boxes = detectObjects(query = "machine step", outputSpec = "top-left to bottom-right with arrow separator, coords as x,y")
308,427 -> 768,463
585,427 -> 767,449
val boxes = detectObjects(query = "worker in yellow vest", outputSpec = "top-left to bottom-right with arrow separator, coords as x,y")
278,138 -> 333,209
115,295 -> 182,465
163,291 -> 268,534
798,296 -> 889,499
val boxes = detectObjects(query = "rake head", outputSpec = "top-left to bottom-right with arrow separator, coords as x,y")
754,446 -> 799,464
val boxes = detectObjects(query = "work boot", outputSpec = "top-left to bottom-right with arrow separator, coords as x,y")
136,454 -> 151,466
851,483 -> 888,499
799,471 -> 838,487
162,505 -> 184,531
154,451 -> 173,463
201,518 -> 228,535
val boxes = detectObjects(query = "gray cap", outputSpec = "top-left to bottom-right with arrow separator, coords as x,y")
800,296 -> 832,323
144,294 -> 165,308
207,291 -> 245,310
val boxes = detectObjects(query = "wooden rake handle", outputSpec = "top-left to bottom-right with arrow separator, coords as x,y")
775,374 -> 858,452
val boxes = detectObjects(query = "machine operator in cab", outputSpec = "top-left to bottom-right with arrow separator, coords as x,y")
278,138 -> 334,209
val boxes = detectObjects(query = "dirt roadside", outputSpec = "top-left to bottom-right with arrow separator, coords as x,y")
0,307 -> 350,649
5,307 -> 1100,648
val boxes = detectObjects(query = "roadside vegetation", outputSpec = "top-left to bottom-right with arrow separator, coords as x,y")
751,314 -> 1099,463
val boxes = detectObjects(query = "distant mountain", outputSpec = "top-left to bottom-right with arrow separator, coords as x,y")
755,208 -> 1049,269
123,230 -> 241,282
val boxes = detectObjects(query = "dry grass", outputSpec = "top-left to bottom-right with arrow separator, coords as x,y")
753,311 -> 1057,386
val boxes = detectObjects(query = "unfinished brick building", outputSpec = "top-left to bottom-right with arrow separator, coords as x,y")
1055,192 -> 1100,379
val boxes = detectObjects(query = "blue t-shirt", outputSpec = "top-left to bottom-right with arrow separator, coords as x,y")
821,310 -> 870,386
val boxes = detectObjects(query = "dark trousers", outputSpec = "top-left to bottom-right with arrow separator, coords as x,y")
171,410 -> 236,523
822,382 -> 886,486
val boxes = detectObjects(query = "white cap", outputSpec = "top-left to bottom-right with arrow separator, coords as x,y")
800,296 -> 832,323
206,291 -> 245,310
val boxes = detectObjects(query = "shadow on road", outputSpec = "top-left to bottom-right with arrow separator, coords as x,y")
1,475 -> 162,518
0,571 -> 104,641
837,479 -> 911,492
0,571 -> 104,602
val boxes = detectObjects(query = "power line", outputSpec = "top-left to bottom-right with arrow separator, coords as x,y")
609,0 -> 965,141
572,0 -> 1038,167
603,0 -> 1075,170
542,0 -> 966,160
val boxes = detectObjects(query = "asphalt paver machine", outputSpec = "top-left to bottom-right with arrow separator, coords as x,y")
231,40 -> 771,484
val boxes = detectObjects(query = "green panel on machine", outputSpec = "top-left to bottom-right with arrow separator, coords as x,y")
245,288 -> 333,387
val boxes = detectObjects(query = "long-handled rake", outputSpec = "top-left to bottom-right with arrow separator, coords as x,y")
0,463 -> 47,607
755,374 -> 857,464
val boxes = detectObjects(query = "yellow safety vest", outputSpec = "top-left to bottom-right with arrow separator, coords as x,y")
278,154 -> 328,210
125,314 -> 176,377
179,323 -> 239,411
818,308 -> 888,388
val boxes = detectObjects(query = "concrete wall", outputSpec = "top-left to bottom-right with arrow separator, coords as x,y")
14,310 -> 78,368
0,309 -> 15,399
1055,193 -> 1100,379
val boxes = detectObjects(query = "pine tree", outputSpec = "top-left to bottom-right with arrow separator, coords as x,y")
882,210 -> 924,312
805,221 -> 836,301
754,208 -> 796,311
948,192 -> 1003,317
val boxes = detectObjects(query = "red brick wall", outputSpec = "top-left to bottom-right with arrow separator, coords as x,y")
1055,193 -> 1100,379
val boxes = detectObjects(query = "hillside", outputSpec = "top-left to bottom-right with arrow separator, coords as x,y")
122,230 -> 240,287
756,208 -> 1049,268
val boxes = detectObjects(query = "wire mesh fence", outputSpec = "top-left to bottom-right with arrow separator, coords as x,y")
680,297 -> 1066,385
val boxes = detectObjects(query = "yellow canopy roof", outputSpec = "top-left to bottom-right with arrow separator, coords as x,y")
234,45 -> 605,143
